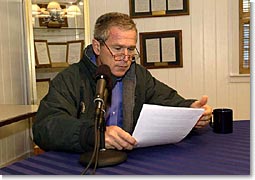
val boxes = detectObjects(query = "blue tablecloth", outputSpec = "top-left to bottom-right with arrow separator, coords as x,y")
0,120 -> 250,175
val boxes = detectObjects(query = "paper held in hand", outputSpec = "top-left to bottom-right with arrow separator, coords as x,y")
132,104 -> 204,148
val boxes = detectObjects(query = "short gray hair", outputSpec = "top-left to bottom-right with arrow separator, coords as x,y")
94,12 -> 137,41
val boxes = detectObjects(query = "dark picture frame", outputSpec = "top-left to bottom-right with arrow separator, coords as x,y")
139,30 -> 183,69
129,0 -> 189,18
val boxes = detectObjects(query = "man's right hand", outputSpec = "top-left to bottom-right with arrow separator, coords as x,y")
105,126 -> 137,150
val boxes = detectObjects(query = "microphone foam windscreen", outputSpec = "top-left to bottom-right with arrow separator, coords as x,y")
95,64 -> 113,90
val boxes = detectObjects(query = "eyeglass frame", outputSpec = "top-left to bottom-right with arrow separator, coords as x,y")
98,39 -> 140,62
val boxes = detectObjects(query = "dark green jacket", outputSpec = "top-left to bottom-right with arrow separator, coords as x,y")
33,45 -> 196,152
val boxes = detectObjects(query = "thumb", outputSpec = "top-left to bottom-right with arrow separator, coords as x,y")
191,95 -> 208,108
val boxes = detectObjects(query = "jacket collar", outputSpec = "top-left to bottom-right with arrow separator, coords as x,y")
81,44 -> 136,133
80,44 -> 98,80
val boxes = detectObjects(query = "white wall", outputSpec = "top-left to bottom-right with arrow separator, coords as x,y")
88,0 -> 250,120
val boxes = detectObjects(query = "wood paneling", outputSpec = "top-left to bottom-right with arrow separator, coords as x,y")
190,0 -> 205,98
0,0 -> 32,167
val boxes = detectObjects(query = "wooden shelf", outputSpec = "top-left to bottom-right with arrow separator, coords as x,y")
33,27 -> 85,37
35,66 -> 68,73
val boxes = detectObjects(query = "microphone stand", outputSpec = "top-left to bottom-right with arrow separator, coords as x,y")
80,88 -> 127,173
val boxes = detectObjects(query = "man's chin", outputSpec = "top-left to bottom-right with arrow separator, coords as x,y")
112,71 -> 126,78
112,68 -> 129,77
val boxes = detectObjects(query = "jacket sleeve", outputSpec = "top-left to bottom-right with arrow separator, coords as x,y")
32,66 -> 95,152
137,65 -> 196,107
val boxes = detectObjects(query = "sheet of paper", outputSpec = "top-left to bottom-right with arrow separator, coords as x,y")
132,104 -> 204,148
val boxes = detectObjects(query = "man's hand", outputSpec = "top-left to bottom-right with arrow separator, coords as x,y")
190,95 -> 213,129
105,126 -> 137,150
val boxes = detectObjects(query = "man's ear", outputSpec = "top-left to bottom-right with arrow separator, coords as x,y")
92,39 -> 100,55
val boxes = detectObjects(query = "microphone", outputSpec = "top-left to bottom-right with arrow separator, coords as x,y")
94,64 -> 113,102
80,65 -> 127,174
94,65 -> 113,132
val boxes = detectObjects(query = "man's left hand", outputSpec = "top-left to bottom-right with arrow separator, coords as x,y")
190,95 -> 212,129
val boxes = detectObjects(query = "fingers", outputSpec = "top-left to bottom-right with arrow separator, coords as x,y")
195,106 -> 213,129
191,95 -> 208,108
105,126 -> 137,150
195,119 -> 210,128
190,95 -> 212,128
195,116 -> 211,129
200,114 -> 212,121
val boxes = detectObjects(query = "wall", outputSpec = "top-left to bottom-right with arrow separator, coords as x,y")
89,0 -> 250,120
0,0 -> 32,167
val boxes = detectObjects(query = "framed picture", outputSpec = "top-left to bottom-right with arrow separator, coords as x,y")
129,0 -> 189,18
34,40 -> 51,68
48,42 -> 69,67
66,40 -> 84,64
139,30 -> 183,69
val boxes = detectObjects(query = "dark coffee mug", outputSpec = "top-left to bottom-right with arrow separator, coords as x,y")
210,108 -> 233,134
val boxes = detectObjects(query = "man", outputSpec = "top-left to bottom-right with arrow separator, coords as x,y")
33,12 -> 212,153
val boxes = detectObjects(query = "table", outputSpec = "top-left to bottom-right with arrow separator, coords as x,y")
0,120 -> 250,175
0,104 -> 38,127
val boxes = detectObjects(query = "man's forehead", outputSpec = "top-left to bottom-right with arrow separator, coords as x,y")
107,27 -> 137,43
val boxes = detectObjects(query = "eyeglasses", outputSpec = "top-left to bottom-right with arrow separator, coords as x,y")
101,41 -> 140,62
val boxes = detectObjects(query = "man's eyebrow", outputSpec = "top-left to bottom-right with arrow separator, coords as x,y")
112,44 -> 136,48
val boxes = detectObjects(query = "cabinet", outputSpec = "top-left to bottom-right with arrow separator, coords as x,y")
33,7 -> 85,68
29,1 -> 90,105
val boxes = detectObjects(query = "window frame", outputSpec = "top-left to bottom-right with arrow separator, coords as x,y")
239,0 -> 250,74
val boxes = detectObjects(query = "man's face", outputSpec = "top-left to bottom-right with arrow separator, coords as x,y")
94,26 -> 137,77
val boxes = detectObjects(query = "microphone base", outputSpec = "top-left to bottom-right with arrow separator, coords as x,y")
79,149 -> 127,168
